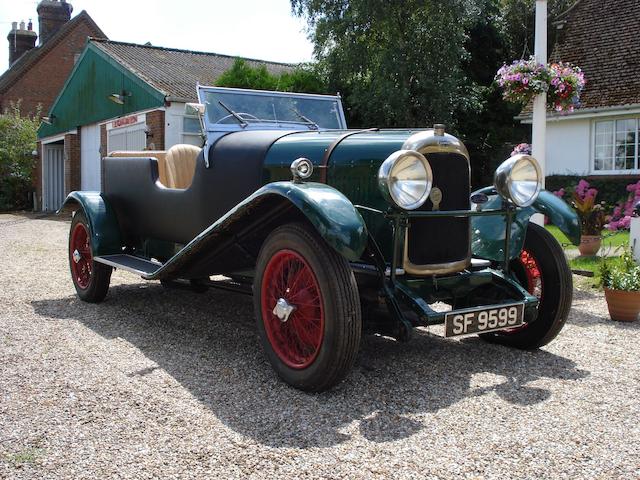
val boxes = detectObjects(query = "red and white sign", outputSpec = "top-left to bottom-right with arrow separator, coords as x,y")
112,115 -> 139,129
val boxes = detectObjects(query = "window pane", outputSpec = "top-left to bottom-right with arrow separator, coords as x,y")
594,121 -> 614,171
183,116 -> 201,133
615,119 -> 636,171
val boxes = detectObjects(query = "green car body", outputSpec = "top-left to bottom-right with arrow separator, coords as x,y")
59,87 -> 579,391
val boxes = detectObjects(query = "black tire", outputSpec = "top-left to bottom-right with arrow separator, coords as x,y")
253,223 -> 362,392
481,222 -> 572,349
68,211 -> 112,303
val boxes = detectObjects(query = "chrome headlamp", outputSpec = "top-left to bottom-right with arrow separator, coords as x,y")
494,154 -> 542,207
378,150 -> 433,210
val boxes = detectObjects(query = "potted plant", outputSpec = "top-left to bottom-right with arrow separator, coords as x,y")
600,250 -> 640,322
572,180 -> 606,256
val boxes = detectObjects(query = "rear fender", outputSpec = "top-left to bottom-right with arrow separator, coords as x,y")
472,189 -> 580,262
57,191 -> 123,257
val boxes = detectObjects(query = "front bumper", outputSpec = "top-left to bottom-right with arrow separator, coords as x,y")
394,268 -> 539,327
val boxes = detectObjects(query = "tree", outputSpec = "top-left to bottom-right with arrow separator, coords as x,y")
291,0 -> 577,186
291,0 -> 480,128
500,0 -> 577,59
0,102 -> 40,211
216,58 -> 328,94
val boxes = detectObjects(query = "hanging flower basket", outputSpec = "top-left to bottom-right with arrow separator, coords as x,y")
495,57 -> 586,113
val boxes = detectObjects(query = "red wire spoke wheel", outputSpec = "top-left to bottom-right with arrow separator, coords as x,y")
261,250 -> 324,369
70,222 -> 93,289
501,249 -> 544,335
254,223 -> 361,392
520,249 -> 543,299
68,211 -> 112,303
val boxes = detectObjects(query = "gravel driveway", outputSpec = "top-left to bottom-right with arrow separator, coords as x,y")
1,213 -> 639,479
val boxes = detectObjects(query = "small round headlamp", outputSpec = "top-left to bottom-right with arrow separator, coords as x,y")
378,150 -> 433,210
494,154 -> 542,207
291,157 -> 314,181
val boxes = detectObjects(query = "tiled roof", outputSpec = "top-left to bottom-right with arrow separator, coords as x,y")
0,11 -> 105,93
91,39 -> 295,102
550,0 -> 640,110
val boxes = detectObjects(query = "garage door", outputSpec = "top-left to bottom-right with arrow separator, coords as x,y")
43,144 -> 65,211
108,123 -> 147,152
80,123 -> 101,191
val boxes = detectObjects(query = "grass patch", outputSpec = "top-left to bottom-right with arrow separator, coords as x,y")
545,225 -> 629,251
569,255 -> 625,286
545,225 -> 630,288
5,448 -> 44,467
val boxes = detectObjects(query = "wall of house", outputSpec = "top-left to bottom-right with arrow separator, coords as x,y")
0,21 -> 98,116
146,110 -> 165,150
545,118 -> 591,176
165,102 -> 186,148
63,133 -> 81,194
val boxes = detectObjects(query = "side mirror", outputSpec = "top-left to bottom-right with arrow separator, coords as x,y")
185,103 -> 205,116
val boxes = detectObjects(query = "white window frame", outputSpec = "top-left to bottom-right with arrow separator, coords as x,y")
591,115 -> 640,175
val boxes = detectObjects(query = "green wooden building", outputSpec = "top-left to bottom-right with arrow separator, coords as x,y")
37,38 -> 291,211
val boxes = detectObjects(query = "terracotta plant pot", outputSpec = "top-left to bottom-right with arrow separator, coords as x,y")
604,288 -> 640,322
578,235 -> 602,256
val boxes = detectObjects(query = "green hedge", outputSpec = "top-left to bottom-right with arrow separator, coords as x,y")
545,175 -> 640,209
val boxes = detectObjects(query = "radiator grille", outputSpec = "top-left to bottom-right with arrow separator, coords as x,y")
406,152 -> 470,267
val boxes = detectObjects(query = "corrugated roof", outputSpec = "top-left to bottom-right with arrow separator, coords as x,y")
91,39 -> 295,102
550,0 -> 640,110
0,11 -> 105,93
521,0 -> 640,117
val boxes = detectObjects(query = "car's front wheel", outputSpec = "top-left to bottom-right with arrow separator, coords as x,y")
68,211 -> 112,303
481,222 -> 573,349
253,223 -> 362,392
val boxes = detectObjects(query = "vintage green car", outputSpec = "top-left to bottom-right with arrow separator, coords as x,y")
60,86 -> 579,392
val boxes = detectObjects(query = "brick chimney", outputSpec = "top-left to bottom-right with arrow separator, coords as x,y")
36,0 -> 73,46
7,20 -> 38,67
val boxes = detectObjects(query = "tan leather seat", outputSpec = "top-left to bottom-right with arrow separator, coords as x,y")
164,144 -> 201,189
109,150 -> 169,187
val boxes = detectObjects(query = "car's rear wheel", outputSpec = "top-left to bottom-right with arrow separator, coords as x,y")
253,223 -> 362,392
480,222 -> 572,349
68,211 -> 112,303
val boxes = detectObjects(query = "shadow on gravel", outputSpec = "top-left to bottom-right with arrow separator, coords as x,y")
32,283 -> 589,448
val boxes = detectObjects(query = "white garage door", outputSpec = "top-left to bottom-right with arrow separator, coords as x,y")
43,144 -> 65,211
80,123 -> 102,191
107,123 -> 147,152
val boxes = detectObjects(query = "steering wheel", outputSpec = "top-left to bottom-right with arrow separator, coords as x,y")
215,112 -> 260,124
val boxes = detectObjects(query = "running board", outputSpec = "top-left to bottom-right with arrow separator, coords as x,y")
94,254 -> 163,276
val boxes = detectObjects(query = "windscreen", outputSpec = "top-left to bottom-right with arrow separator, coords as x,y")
201,89 -> 344,130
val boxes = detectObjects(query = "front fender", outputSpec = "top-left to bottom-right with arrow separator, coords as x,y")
57,191 -> 123,257
265,182 -> 368,261
146,181 -> 368,280
472,189 -> 580,262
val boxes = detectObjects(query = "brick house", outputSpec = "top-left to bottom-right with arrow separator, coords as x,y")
0,2 -> 105,116
37,39 -> 292,211
520,0 -> 640,180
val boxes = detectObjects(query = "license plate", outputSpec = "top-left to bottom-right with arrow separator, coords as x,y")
444,303 -> 524,338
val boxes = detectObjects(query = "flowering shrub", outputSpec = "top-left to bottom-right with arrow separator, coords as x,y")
495,57 -> 586,113
553,188 -> 566,199
572,180 -> 606,235
511,143 -> 532,156
607,180 -> 640,231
